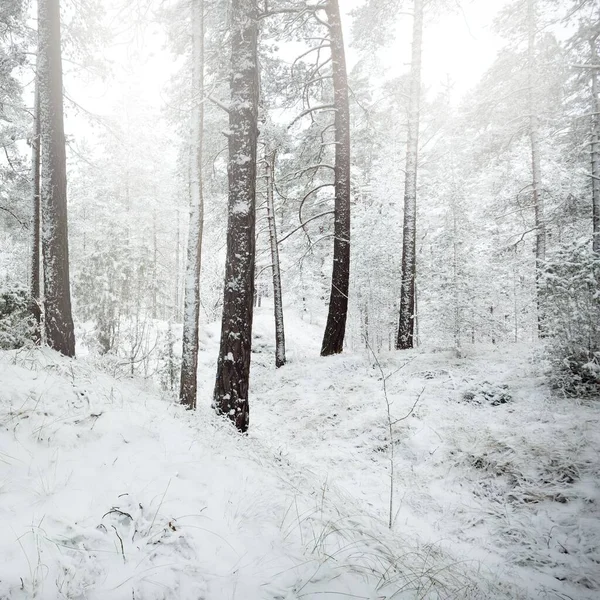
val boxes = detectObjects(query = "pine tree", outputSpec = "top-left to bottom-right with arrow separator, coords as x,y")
38,0 -> 75,357
320,0 -> 351,356
213,0 -> 259,432
180,0 -> 205,409
30,76 -> 41,342
264,148 -> 286,367
397,0 -> 424,350
527,0 -> 546,333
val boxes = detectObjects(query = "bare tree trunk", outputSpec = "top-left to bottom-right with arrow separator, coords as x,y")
38,0 -> 75,357
30,75 -> 42,343
321,0 -> 351,357
527,0 -> 546,334
265,149 -> 286,367
175,208 -> 181,318
180,0 -> 205,410
213,0 -> 259,432
397,0 -> 423,350
591,34 -> 600,253
451,192 -> 462,358
152,206 -> 158,319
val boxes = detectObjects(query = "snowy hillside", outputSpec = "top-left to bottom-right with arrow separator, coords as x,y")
1,307 -> 598,599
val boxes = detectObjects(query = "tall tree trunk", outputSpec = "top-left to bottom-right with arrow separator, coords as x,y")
38,0 -> 75,357
180,0 -> 205,410
321,0 -> 351,356
30,75 -> 42,343
527,0 -> 546,333
591,34 -> 600,253
175,208 -> 181,318
396,0 -> 423,350
152,206 -> 158,319
213,0 -> 259,432
265,149 -> 286,367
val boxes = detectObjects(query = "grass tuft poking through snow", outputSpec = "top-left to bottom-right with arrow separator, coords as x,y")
1,308 -> 598,599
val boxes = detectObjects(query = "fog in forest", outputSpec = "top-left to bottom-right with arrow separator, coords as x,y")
1,1 -> 599,599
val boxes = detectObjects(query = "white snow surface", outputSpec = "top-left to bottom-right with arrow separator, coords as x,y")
1,306 -> 599,599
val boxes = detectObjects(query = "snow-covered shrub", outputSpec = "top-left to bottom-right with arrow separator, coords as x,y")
0,286 -> 34,349
462,381 -> 512,406
541,240 -> 600,396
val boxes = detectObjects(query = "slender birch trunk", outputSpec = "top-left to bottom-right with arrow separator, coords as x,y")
591,34 -> 600,253
180,0 -> 205,409
321,0 -> 351,356
527,0 -> 546,334
30,75 -> 42,343
38,0 -> 75,357
397,0 -> 423,350
265,149 -> 286,367
213,0 -> 259,432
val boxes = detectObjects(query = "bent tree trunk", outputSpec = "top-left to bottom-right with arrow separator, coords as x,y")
397,0 -> 423,350
30,76 -> 42,342
180,0 -> 205,409
213,0 -> 259,432
265,149 -> 286,367
38,0 -> 75,357
321,0 -> 351,357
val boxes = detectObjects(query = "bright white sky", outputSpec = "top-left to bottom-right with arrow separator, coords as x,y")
64,0 -> 509,141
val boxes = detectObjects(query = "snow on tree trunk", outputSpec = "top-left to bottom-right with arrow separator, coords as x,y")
38,0 -> 75,357
180,0 -> 205,410
320,0 -> 351,357
396,0 -> 423,351
591,35 -> 600,253
527,0 -> 546,334
213,0 -> 259,433
265,149 -> 286,368
30,75 -> 42,343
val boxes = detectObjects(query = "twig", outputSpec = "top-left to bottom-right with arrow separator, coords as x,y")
111,525 -> 126,563
391,387 -> 425,425
363,335 -> 394,529
149,479 -> 172,533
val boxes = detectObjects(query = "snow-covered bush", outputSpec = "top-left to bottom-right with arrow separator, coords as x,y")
0,286 -> 34,349
541,240 -> 600,396
462,381 -> 512,406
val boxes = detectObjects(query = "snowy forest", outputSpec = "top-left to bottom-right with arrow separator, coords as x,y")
1,0 -> 599,598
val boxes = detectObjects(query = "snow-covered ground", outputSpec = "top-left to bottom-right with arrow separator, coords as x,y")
1,306 -> 598,599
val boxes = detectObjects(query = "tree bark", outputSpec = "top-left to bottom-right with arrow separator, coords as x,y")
527,0 -> 546,334
180,0 -> 205,410
591,34 -> 600,253
396,0 -> 423,350
38,0 -> 75,357
320,0 -> 351,357
213,0 -> 259,433
265,149 -> 286,367
30,75 -> 42,343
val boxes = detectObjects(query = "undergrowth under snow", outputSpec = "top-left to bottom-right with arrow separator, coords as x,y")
0,306 -> 598,599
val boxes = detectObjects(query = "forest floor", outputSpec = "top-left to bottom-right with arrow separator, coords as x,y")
0,306 -> 598,599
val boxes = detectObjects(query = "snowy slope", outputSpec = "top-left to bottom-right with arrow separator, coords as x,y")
0,306 -> 598,599
244,306 -> 600,600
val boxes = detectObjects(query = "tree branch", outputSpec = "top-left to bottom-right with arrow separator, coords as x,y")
278,210 -> 334,244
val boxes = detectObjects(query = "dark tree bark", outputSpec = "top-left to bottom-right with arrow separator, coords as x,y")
180,0 -> 204,409
38,0 -> 75,357
213,0 -> 259,432
265,149 -> 286,367
30,75 -> 42,343
396,0 -> 423,350
320,0 -> 351,357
